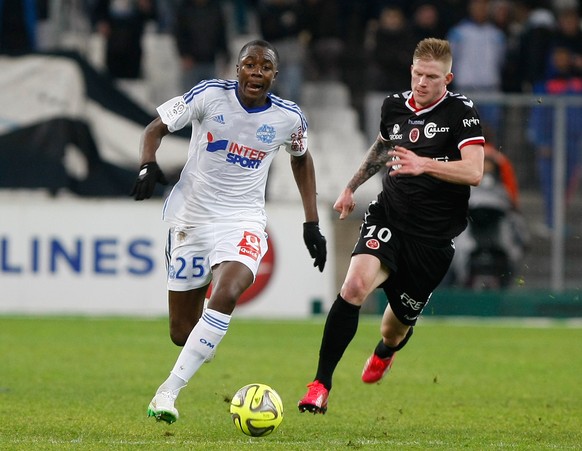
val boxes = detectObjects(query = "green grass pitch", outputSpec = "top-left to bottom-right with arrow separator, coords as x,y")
1,315 -> 581,450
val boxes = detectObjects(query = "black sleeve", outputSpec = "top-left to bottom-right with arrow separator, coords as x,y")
379,96 -> 393,140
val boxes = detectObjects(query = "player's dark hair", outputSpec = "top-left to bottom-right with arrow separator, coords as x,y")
238,40 -> 280,66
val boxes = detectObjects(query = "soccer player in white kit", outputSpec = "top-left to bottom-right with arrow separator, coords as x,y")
131,40 -> 327,424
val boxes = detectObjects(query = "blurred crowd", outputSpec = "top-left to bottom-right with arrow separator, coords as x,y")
2,0 -> 581,287
1,0 -> 580,102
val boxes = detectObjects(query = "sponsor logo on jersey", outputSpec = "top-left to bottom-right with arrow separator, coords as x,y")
389,123 -> 403,140
206,132 -> 266,169
462,117 -> 480,127
424,122 -> 450,139
409,128 -> 420,143
226,142 -> 267,168
238,231 -> 261,261
206,132 -> 229,152
408,119 -> 424,125
365,239 -> 380,250
256,124 -> 276,144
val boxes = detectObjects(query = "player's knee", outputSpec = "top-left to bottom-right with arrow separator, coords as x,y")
207,291 -> 239,314
169,329 -> 188,347
340,277 -> 370,304
169,319 -> 198,346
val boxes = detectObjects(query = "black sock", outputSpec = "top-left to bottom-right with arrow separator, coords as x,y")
314,295 -> 360,391
374,327 -> 414,359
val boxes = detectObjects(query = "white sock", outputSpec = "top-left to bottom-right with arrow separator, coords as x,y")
168,308 -> 231,385
157,373 -> 187,395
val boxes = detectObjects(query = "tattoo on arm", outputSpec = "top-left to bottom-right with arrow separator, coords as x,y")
346,139 -> 394,192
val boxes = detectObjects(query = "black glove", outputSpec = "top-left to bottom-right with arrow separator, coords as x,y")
130,161 -> 168,200
303,222 -> 327,272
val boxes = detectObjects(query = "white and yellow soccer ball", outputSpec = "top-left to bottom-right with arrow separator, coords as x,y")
230,383 -> 284,437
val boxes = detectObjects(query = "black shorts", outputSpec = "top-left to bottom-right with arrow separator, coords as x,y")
353,201 -> 455,325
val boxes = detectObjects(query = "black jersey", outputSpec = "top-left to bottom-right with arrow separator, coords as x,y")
378,90 -> 485,241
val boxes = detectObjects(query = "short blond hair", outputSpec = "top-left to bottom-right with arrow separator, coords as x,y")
413,38 -> 453,73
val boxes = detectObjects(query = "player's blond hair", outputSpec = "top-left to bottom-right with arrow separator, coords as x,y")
413,38 -> 453,73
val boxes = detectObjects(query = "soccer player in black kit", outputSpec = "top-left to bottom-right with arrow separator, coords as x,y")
298,38 -> 485,414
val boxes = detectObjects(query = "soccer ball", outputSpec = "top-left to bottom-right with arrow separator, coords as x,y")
230,383 -> 284,437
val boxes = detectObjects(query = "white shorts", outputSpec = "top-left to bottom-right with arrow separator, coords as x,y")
165,223 -> 268,291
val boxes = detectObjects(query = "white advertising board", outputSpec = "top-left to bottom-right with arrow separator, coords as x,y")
0,194 -> 334,318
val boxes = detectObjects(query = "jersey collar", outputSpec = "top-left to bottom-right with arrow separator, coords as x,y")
234,82 -> 273,113
406,90 -> 448,114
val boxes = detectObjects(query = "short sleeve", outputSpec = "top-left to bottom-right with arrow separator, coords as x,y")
156,95 -> 195,133
454,103 -> 485,149
379,96 -> 392,141
283,114 -> 308,157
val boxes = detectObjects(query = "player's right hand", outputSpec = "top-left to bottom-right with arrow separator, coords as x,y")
130,161 -> 168,200
333,188 -> 356,220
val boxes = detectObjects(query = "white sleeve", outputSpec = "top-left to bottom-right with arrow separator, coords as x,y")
156,96 -> 194,133
283,116 -> 308,157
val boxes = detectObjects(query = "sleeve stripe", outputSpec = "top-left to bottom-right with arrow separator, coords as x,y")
459,136 -> 485,149
270,96 -> 308,130
184,79 -> 237,104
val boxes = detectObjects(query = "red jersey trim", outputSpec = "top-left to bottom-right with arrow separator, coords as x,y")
459,137 -> 485,149
406,90 -> 448,113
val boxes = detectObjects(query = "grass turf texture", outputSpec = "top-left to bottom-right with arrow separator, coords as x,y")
1,316 -> 581,450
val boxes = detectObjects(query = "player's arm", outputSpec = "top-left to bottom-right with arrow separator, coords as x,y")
388,143 -> 484,186
139,117 -> 170,165
291,149 -> 327,272
291,149 -> 319,223
334,134 -> 394,220
131,117 -> 170,200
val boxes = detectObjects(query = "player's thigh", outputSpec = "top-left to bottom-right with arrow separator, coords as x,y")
345,202 -> 397,303
384,238 -> 454,325
207,260 -> 255,313
353,201 -> 400,272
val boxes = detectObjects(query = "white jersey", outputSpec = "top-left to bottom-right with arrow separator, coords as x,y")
157,79 -> 308,228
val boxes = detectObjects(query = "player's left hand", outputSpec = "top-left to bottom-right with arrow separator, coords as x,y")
303,222 -> 327,272
130,161 -> 168,200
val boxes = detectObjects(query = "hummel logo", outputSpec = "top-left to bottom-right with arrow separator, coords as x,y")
212,114 -> 225,124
